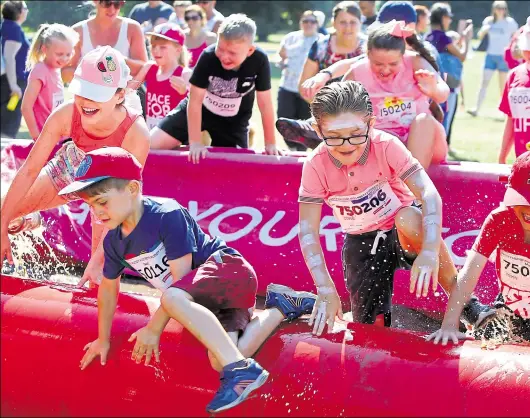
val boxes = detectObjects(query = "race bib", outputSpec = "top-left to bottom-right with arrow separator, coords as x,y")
52,91 -> 64,109
499,250 -> 530,318
126,242 -> 173,291
327,182 -> 402,233
203,92 -> 242,117
378,97 -> 417,126
508,87 -> 530,119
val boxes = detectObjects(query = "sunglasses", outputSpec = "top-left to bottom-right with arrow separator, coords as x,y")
100,0 -> 125,9
185,14 -> 201,21
302,19 -> 318,24
197,1 -> 210,4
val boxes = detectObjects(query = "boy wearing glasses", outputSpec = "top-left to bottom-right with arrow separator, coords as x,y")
297,81 -> 492,335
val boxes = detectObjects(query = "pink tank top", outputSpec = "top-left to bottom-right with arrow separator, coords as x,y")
145,64 -> 188,131
188,42 -> 207,68
70,105 -> 140,152
350,53 -> 431,142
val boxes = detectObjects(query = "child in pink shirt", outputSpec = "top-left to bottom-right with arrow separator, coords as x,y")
297,81 -> 492,335
131,23 -> 192,131
498,21 -> 530,163
21,24 -> 79,140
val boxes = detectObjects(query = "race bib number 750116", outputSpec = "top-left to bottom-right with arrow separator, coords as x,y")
125,242 -> 174,291
499,250 -> 530,319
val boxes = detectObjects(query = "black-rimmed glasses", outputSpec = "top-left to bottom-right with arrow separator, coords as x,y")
318,124 -> 370,146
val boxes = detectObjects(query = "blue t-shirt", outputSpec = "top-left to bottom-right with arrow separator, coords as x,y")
1,19 -> 30,81
128,2 -> 174,26
103,197 -> 238,289
425,30 -> 452,54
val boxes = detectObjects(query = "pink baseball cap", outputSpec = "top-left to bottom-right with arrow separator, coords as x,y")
518,16 -> 530,51
504,151 -> 530,207
58,147 -> 142,196
69,46 -> 131,103
147,23 -> 186,45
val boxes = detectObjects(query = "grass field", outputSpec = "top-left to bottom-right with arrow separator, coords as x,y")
18,38 -> 513,164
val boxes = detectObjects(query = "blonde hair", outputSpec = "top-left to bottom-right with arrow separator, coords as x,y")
149,36 -> 190,68
26,23 -> 79,71
492,1 -> 509,22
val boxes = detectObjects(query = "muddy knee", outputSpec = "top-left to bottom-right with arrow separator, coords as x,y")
395,206 -> 422,239
160,287 -> 192,310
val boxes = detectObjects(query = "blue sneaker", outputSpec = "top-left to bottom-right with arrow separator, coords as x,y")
206,359 -> 269,413
265,283 -> 317,321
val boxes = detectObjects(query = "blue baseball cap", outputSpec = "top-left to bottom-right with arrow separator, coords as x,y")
377,1 -> 417,24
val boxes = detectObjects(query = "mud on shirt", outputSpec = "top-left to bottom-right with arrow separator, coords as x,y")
189,44 -> 271,122
472,206 -> 530,319
103,197 -> 238,290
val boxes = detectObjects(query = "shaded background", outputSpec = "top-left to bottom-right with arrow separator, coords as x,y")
22,1 -> 529,41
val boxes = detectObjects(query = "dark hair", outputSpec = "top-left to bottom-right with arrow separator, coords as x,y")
429,3 -> 451,27
1,1 -> 25,21
311,81 -> 373,123
367,21 -> 439,72
78,178 -> 134,197
414,5 -> 429,19
332,1 -> 362,22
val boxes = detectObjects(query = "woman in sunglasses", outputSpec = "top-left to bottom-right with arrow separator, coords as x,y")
276,11 -> 322,150
183,4 -> 216,68
63,0 -> 148,83
297,80 -> 490,336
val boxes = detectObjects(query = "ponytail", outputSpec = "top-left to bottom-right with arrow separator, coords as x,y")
26,23 -> 80,71
405,34 -> 439,73
26,24 -> 50,71
178,45 -> 190,68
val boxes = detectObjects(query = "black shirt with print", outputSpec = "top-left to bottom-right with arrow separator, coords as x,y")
190,44 -> 271,124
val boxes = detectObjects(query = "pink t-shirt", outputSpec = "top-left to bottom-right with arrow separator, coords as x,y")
349,52 -> 431,143
499,64 -> 530,157
27,62 -> 64,132
145,64 -> 188,130
299,129 -> 422,234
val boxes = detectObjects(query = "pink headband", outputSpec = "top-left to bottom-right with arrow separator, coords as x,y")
389,20 -> 415,39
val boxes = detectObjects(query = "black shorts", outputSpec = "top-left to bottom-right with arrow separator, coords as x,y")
277,88 -> 311,120
342,226 -> 416,325
158,98 -> 249,148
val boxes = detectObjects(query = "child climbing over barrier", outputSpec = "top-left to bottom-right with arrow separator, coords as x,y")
0,46 -> 150,287
428,152 -> 530,345
296,81 -> 492,335
21,23 -> 79,140
129,22 -> 192,131
68,147 -> 316,414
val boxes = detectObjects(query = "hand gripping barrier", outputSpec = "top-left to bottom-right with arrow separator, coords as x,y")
1,274 -> 529,417
0,141 -> 512,317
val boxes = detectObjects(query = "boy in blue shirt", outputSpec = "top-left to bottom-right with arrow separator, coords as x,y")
60,147 -> 316,414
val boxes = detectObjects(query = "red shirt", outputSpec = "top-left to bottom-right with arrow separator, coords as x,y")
145,64 -> 188,130
472,206 -> 530,318
498,64 -> 530,157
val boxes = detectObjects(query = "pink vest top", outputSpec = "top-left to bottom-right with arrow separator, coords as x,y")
350,53 -> 431,142
188,42 -> 207,68
70,105 -> 140,152
144,65 -> 188,131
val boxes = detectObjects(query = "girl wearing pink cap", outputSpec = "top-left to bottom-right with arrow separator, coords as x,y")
428,152 -> 530,345
0,46 -> 150,286
498,18 -> 530,163
130,22 -> 192,131
302,20 -> 450,169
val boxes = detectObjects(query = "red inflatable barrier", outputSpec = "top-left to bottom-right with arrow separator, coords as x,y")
0,141 -> 512,317
1,274 -> 529,417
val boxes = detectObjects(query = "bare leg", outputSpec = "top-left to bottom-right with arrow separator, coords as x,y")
394,206 -> 457,294
1,168 -> 68,222
498,71 -> 507,97
471,68 -> 494,114
208,308 -> 285,371
406,114 -> 448,169
149,127 -> 182,150
160,288 -> 245,368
